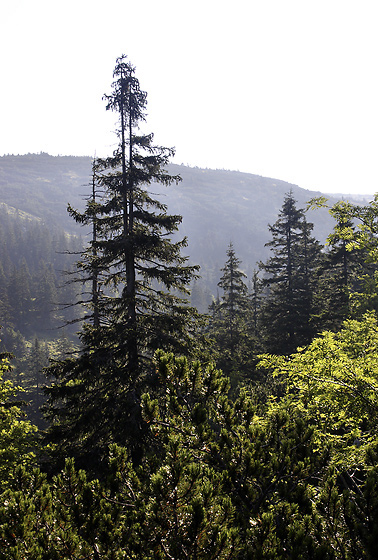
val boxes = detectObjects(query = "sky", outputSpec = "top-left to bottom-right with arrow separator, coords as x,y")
1,0 -> 378,195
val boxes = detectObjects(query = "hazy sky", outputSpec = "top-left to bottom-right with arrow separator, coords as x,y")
1,0 -> 377,195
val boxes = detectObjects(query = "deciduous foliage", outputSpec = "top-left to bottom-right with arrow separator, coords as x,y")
259,313 -> 378,463
328,196 -> 378,316
308,195 -> 378,320
258,312 -> 378,557
0,345 -> 36,491
311,200 -> 366,331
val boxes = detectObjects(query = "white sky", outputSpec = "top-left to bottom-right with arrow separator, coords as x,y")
1,0 -> 377,195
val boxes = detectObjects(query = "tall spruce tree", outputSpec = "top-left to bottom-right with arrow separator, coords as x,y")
259,192 -> 322,354
44,56 -> 199,472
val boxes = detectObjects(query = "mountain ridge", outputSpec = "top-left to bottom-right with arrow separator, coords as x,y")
0,153 -> 365,290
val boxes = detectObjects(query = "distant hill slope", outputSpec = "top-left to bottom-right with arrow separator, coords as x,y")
163,165 -> 335,277
0,153 -> 364,287
0,153 -> 91,233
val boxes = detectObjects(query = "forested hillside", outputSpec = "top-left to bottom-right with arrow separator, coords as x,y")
0,153 -> 91,233
0,151 -> 363,312
1,57 -> 378,559
0,149 -> 372,420
0,152 -> 351,278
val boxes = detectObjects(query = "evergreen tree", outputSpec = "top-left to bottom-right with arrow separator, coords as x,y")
216,244 -> 249,359
208,243 -> 254,383
295,216 -> 324,342
44,56 -> 199,472
259,192 -> 323,354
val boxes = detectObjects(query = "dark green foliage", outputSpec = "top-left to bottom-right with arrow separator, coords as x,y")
5,348 -> 378,558
342,446 -> 378,560
259,192 -> 323,354
43,56 -> 200,473
0,461 -> 123,559
208,244 -> 258,384
43,330 -> 146,473
143,353 -> 334,558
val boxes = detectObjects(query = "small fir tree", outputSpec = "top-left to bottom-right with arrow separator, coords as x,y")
208,243 -> 254,383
